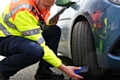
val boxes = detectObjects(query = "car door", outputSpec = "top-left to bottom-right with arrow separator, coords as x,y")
57,0 -> 81,57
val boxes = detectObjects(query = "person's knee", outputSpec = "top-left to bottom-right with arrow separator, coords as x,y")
24,42 -> 44,60
52,25 -> 61,34
32,45 -> 44,59
56,25 -> 61,34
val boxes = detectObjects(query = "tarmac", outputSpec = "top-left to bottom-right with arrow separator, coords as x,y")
1,56 -> 120,80
0,56 -> 69,80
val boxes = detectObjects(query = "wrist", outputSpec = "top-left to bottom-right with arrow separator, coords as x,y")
58,63 -> 67,72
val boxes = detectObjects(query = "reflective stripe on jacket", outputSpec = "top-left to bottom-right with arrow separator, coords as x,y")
0,0 -> 61,67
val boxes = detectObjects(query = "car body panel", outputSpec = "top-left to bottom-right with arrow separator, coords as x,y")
57,0 -> 120,69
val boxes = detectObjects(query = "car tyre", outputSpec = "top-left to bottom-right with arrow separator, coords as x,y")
71,21 -> 102,80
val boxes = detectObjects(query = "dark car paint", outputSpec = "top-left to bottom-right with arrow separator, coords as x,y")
57,0 -> 120,70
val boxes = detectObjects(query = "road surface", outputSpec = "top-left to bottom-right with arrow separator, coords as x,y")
1,56 -> 120,80
0,56 -> 69,80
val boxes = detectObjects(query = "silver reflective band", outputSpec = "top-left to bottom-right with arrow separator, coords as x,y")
13,0 -> 19,4
22,28 -> 40,36
0,23 -> 11,36
37,37 -> 45,44
4,4 -> 32,28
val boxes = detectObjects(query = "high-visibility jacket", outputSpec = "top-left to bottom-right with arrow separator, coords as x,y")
0,0 -> 61,67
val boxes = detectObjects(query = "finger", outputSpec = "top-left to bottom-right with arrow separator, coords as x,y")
73,73 -> 84,79
72,66 -> 81,70
52,19 -> 57,24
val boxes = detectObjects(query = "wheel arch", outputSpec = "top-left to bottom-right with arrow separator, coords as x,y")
70,15 -> 101,67
70,15 -> 96,54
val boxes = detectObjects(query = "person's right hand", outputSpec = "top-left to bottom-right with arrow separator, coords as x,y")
58,64 -> 84,80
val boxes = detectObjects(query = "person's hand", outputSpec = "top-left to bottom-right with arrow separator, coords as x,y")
46,16 -> 59,26
65,66 -> 84,80
58,64 -> 84,80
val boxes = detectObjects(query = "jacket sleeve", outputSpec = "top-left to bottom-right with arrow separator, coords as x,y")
12,10 -> 62,67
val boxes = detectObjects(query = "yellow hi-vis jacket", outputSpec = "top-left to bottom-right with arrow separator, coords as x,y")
0,0 -> 62,67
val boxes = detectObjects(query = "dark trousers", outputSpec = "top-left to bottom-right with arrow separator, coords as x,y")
0,25 -> 61,77
40,25 -> 61,67
0,37 -> 44,77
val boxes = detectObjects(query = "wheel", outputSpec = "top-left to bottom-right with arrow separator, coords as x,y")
71,21 -> 103,80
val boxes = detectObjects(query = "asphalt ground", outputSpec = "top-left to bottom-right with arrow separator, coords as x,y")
1,56 -> 120,80
10,63 -> 120,80
11,63 -> 70,80
0,56 -> 70,80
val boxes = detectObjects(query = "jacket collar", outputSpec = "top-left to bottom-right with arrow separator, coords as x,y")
29,0 -> 40,15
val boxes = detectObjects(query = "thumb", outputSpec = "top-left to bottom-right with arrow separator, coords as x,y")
73,66 -> 81,70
